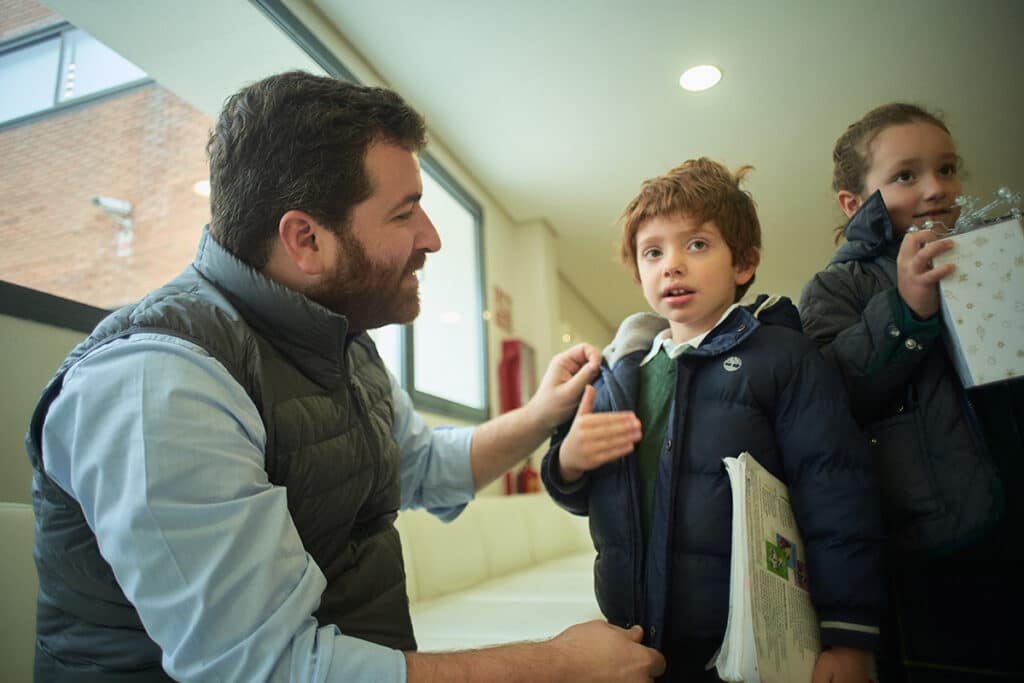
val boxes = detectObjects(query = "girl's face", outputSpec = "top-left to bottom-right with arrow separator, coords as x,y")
840,121 -> 961,236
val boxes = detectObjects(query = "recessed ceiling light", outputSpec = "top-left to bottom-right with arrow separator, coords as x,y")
193,179 -> 211,197
679,65 -> 722,92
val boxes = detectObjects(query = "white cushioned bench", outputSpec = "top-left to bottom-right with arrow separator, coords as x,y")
396,492 -> 601,651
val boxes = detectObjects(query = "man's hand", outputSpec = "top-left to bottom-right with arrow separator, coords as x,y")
405,620 -> 665,682
812,646 -> 875,683
468,343 -> 601,490
558,385 -> 641,484
896,229 -> 956,320
524,343 -> 602,433
550,620 -> 666,683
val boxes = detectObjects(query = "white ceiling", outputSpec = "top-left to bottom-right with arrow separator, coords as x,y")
49,0 -> 1024,330
309,0 -> 1024,328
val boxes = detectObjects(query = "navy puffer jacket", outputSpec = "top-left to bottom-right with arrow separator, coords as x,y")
542,296 -> 884,655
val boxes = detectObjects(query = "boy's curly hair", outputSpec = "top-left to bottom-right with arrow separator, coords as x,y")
619,157 -> 762,301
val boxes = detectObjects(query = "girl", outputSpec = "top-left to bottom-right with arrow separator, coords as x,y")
799,103 -> 1024,682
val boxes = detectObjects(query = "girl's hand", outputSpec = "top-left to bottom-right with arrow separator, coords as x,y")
896,228 -> 956,319
812,647 -> 875,683
558,385 -> 641,483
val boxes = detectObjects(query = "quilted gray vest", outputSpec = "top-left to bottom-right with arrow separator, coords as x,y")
26,230 -> 414,682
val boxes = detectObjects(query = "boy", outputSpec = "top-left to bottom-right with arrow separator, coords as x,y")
541,158 -> 885,682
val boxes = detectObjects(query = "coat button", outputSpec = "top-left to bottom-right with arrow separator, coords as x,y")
649,625 -> 657,639
870,438 -> 879,446
888,325 -> 901,338
666,439 -> 672,449
904,338 -> 919,350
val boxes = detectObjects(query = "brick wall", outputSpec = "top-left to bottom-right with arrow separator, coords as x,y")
0,0 -> 59,40
1,0 -> 214,308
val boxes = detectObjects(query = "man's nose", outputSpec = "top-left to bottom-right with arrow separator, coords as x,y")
417,208 -> 442,253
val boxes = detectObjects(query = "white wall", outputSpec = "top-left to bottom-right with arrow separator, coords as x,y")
0,314 -> 85,503
559,275 -> 616,351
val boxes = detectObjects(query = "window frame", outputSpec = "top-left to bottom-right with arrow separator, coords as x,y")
0,280 -> 107,333
0,21 -> 152,132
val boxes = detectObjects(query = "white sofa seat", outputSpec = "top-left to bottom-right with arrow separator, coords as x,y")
396,492 -> 601,651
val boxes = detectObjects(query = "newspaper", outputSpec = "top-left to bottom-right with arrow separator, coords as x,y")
710,452 -> 820,683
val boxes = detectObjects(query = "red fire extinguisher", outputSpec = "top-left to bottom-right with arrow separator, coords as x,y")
498,339 -> 540,494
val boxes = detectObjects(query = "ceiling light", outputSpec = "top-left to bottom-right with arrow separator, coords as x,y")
193,180 -> 211,197
679,65 -> 722,92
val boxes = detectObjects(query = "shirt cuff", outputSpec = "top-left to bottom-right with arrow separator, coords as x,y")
424,426 -> 476,522
888,288 -> 941,338
327,631 -> 408,682
818,609 -> 881,651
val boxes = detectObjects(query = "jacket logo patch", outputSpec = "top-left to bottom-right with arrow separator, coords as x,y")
723,356 -> 742,372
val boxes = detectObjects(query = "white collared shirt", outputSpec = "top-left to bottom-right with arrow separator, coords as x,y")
639,304 -> 739,366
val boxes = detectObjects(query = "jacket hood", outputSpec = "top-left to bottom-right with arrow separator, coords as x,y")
602,294 -> 801,367
830,190 -> 901,266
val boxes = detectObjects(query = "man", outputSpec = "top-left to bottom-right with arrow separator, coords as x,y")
26,71 -> 665,682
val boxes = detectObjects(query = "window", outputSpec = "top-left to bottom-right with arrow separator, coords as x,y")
0,8 -> 212,309
412,164 -> 487,415
0,35 -> 60,122
1,0 -> 490,422
367,158 -> 488,421
0,24 -> 147,126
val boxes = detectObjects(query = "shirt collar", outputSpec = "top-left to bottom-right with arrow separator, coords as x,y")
639,304 -> 739,366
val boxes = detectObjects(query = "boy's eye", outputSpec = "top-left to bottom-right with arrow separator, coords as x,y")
641,247 -> 662,260
939,164 -> 958,177
688,239 -> 708,251
894,170 -> 915,183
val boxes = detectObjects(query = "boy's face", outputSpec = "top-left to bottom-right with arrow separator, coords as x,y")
635,215 -> 756,343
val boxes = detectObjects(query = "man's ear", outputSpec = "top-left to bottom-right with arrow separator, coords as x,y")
837,190 -> 862,219
278,210 -> 329,276
735,247 -> 760,286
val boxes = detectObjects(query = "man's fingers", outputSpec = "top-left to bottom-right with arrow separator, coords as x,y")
577,342 -> 601,369
562,343 -> 601,374
563,354 -> 600,396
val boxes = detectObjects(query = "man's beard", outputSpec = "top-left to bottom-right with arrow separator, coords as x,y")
308,229 -> 426,333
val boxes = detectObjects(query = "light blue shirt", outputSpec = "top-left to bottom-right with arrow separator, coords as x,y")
41,332 -> 476,683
